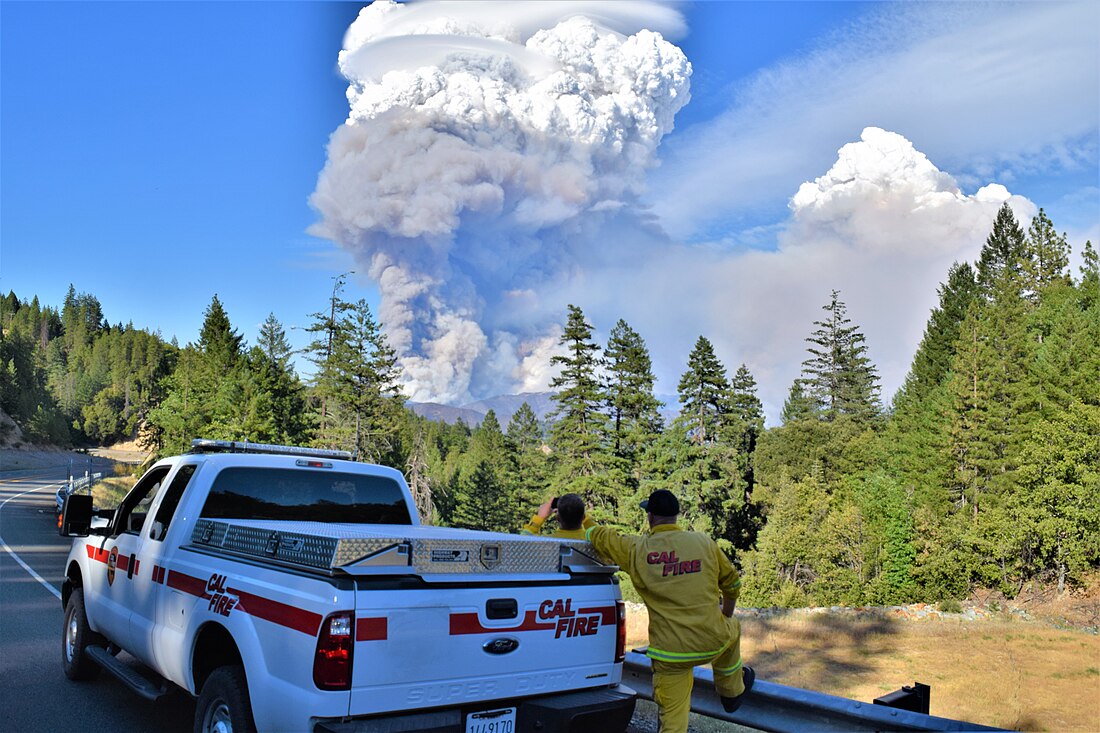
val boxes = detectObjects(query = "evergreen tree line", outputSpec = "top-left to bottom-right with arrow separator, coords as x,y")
2,203 -> 1095,603
1,286 -> 173,445
747,205 -> 1099,605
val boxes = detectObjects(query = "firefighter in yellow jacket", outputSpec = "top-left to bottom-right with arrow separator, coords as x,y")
520,493 -> 595,540
586,489 -> 753,733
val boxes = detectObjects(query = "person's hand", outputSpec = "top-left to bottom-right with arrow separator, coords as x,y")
537,499 -> 555,520
721,597 -> 735,617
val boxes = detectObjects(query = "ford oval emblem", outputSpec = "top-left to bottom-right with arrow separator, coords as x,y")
482,637 -> 519,655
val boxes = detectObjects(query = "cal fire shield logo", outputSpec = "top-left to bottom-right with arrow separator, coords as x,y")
106,546 -> 118,586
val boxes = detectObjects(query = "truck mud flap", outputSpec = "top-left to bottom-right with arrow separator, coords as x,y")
314,685 -> 637,733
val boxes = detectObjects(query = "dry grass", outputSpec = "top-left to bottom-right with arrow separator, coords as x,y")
625,607 -> 1100,732
92,475 -> 137,509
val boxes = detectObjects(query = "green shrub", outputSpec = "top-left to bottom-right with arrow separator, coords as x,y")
617,572 -> 642,603
775,581 -> 810,608
939,598 -> 963,613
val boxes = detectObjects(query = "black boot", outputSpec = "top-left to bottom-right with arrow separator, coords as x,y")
720,665 -> 755,713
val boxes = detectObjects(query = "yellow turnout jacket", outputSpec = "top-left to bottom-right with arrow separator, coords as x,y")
586,524 -> 741,663
520,514 -> 596,540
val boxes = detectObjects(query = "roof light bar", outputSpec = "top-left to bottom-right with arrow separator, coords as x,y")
190,439 -> 353,461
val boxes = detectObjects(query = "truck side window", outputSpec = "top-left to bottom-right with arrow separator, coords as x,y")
148,463 -> 198,541
112,466 -> 172,538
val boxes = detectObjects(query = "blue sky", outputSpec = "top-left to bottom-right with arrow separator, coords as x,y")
3,1 -> 1097,420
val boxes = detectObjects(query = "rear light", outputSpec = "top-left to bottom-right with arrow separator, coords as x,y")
314,611 -> 354,690
615,600 -> 626,663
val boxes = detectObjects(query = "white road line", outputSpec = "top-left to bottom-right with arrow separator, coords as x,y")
0,481 -> 64,600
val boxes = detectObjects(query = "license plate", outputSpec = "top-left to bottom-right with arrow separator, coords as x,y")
465,706 -> 516,733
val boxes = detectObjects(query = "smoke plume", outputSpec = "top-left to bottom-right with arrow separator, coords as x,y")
310,0 -> 691,403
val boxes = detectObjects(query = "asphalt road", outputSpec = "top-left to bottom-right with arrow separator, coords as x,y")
0,457 -> 195,733
0,454 -> 689,733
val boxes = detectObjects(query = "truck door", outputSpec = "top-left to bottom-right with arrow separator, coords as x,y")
91,465 -> 172,650
127,461 -> 200,668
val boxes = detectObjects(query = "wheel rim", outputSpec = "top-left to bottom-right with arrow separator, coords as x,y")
204,700 -> 233,733
65,611 -> 78,663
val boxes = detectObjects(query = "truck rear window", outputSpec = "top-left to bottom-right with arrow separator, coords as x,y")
200,467 -> 412,525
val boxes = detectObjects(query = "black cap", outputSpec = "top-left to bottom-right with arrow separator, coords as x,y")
640,489 -> 680,516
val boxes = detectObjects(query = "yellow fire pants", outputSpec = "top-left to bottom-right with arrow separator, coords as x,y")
651,616 -> 745,733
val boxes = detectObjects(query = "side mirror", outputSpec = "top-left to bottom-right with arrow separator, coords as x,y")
60,494 -> 93,537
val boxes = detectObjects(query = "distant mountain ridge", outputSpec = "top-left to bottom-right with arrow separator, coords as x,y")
409,391 -> 680,427
408,392 -> 557,427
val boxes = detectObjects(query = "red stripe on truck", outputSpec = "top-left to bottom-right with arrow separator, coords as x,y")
229,587 -> 323,637
449,610 -> 555,635
578,606 -> 616,625
356,617 -> 388,641
166,570 -> 210,599
86,545 -> 109,563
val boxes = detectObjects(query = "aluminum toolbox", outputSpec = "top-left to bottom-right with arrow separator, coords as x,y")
188,519 -> 613,579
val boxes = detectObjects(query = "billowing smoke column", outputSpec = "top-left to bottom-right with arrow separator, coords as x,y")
310,0 -> 691,403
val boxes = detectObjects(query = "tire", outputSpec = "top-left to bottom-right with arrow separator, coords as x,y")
194,665 -> 257,733
62,587 -> 104,681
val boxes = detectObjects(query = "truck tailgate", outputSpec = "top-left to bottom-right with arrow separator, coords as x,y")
351,580 -> 621,715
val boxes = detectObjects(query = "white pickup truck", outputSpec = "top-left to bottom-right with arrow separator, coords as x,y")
59,440 -> 635,733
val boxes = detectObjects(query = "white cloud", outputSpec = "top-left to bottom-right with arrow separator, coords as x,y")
545,128 -> 1037,424
652,1 -> 1098,241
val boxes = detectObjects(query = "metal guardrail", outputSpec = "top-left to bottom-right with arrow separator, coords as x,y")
622,651 -> 1006,732
55,472 -> 103,513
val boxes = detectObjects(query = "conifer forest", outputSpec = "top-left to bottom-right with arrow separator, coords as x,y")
3,204 -> 1098,606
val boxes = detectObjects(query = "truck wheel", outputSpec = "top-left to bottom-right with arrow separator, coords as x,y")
194,665 -> 257,733
62,587 -> 104,681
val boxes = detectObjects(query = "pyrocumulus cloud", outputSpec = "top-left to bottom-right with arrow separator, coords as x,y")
310,0 -> 691,403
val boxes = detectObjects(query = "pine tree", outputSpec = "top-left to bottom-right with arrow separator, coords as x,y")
1010,402 -> 1100,593
257,312 -> 295,369
896,262 -> 980,405
451,458 -> 514,533
507,402 -> 550,509
801,291 -> 881,424
548,306 -> 611,512
889,262 -> 979,512
305,274 -> 354,441
198,294 -> 243,371
1022,208 -> 1071,302
658,338 -> 754,551
781,379 -> 816,424
729,364 -> 764,491
604,320 -> 663,503
248,314 -> 310,445
976,203 -> 1026,297
1075,242 -> 1100,405
677,336 -> 730,444
325,299 -> 402,462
